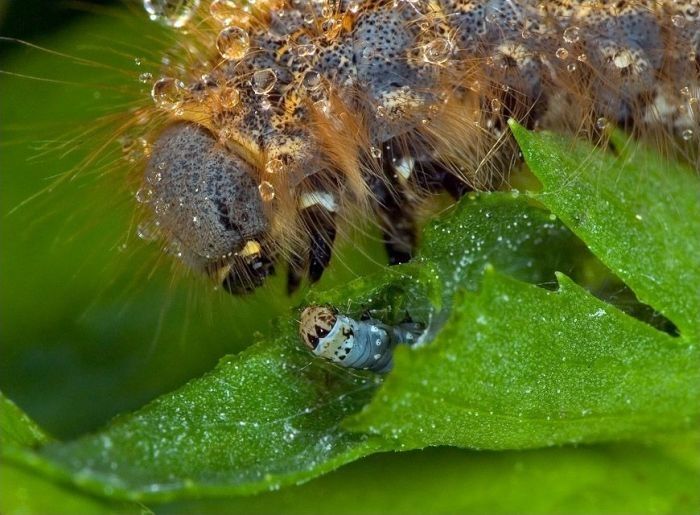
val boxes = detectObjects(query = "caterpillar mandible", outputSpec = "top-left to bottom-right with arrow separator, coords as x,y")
135,0 -> 699,294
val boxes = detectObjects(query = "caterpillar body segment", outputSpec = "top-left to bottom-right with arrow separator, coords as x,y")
138,0 -> 700,294
299,305 -> 425,372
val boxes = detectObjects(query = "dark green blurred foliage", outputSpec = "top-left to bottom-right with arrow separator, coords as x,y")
0,0 -> 118,45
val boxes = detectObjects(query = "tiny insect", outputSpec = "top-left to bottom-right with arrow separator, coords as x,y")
299,305 -> 425,372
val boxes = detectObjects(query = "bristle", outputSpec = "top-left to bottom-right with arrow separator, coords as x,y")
123,0 -> 699,293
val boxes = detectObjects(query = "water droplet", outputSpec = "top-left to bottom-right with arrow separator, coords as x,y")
671,14 -> 686,28
567,63 -> 577,72
119,136 -> 135,154
265,158 -> 284,174
258,181 -> 275,201
562,26 -> 580,44
209,0 -> 238,25
154,200 -> 169,216
313,98 -> 330,114
135,186 -> 154,203
555,47 -> 569,60
302,70 -> 322,91
369,146 -> 382,159
595,117 -> 608,130
251,68 -> 276,95
216,26 -> 249,60
680,86 -> 691,96
165,238 -> 183,257
151,77 -> 186,110
142,0 -> 200,28
613,50 -> 633,69
146,168 -> 163,184
218,86 -> 240,109
294,43 -> 317,57
682,128 -> 694,140
490,98 -> 501,111
136,221 -> 159,241
577,53 -> 587,62
422,38 -> 452,64
138,72 -> 153,83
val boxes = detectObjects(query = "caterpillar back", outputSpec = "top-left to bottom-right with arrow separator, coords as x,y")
132,0 -> 699,294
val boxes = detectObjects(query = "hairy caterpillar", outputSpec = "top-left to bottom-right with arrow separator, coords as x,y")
299,305 -> 424,371
125,0 -> 699,294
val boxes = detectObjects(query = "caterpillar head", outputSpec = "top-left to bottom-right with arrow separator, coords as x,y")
299,306 -> 339,351
145,122 -> 274,294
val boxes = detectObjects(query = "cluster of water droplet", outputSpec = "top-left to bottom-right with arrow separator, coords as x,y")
128,0 -> 700,254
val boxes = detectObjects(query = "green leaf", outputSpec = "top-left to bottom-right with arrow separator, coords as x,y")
3,195 -> 582,502
0,391 -> 149,514
8,186 -> 698,503
347,271 -> 700,449
417,192 -> 585,303
18,337 -> 386,502
158,441 -> 700,514
308,193 -> 583,325
510,121 -> 700,338
1,391 -> 50,449
0,463 -> 151,515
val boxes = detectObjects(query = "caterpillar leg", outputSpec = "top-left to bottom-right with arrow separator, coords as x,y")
221,244 -> 276,295
306,206 -> 337,283
412,160 -> 474,201
366,145 -> 418,265
373,182 -> 416,266
286,252 -> 306,295
286,196 -> 338,294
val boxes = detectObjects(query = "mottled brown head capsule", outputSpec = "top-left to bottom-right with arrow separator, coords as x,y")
145,122 -> 268,279
299,306 -> 338,350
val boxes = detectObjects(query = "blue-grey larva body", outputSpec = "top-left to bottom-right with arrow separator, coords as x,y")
299,306 -> 424,372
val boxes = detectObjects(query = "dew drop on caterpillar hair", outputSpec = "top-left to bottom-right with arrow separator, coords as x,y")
18,0 -> 700,297
127,0 -> 700,295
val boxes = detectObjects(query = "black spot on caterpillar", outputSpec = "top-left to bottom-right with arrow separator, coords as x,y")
128,0 -> 700,293
299,305 -> 425,372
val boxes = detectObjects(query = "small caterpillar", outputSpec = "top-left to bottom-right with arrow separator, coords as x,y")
299,305 -> 424,371
132,0 -> 699,294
